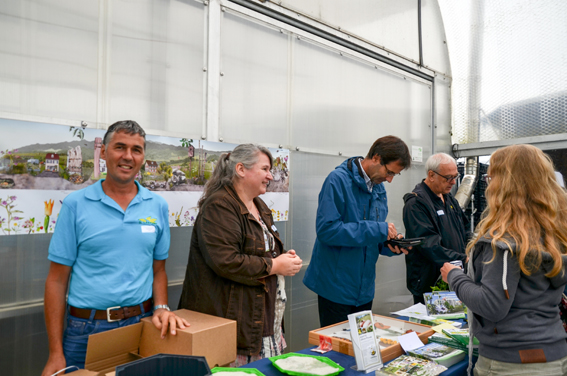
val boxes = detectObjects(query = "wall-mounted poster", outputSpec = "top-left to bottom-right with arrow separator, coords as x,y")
0,119 -> 290,236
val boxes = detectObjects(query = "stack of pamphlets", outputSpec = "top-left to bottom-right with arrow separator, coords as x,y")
407,342 -> 465,368
408,316 -> 463,328
441,328 -> 479,346
423,291 -> 466,319
377,355 -> 447,376
408,342 -> 465,368
428,329 -> 479,357
391,303 -> 462,328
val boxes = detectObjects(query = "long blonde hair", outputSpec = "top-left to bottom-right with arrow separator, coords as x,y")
467,144 -> 567,277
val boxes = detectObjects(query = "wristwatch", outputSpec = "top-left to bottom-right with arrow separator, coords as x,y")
154,304 -> 170,311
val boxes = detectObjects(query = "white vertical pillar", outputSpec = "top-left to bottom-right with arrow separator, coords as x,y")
96,0 -> 112,129
205,0 -> 222,142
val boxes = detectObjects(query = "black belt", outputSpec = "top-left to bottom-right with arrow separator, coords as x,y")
69,298 -> 153,322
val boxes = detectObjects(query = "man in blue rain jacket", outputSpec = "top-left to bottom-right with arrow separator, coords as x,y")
303,136 -> 412,327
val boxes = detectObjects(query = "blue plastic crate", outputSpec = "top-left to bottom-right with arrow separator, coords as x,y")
115,353 -> 211,376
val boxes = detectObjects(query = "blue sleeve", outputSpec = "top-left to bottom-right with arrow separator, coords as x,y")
47,200 -> 78,266
153,198 -> 170,260
315,174 -> 389,247
379,244 -> 398,257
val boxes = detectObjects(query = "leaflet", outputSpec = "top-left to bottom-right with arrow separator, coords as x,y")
348,310 -> 383,373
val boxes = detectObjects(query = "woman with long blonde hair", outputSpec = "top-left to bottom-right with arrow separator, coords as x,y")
441,144 -> 567,376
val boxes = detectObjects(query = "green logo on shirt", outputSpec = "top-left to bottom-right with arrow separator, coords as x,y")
139,217 -> 157,225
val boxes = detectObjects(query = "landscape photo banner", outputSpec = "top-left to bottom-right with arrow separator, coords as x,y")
0,119 -> 290,236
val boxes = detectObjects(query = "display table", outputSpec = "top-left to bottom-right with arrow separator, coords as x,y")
241,346 -> 475,376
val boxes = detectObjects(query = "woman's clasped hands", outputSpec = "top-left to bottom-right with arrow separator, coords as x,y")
271,249 -> 302,276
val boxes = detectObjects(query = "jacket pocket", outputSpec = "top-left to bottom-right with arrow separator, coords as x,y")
244,235 -> 260,255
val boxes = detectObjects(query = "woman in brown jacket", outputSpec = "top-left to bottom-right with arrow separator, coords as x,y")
178,144 -> 302,366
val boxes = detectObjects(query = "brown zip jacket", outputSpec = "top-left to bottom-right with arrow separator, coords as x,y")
178,184 -> 285,356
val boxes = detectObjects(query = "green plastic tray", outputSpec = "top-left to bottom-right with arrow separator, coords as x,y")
269,353 -> 344,376
212,367 -> 266,376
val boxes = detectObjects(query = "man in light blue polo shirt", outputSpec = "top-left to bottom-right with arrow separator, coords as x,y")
42,121 -> 189,376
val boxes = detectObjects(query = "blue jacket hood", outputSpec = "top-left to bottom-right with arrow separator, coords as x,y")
336,156 -> 386,196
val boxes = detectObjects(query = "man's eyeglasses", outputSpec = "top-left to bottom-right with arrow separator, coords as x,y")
432,170 -> 461,183
482,174 -> 491,184
382,163 -> 401,177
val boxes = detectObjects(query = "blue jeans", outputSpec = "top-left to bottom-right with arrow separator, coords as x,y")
63,306 -> 153,369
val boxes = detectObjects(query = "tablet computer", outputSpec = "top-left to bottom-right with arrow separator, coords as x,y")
385,237 -> 425,248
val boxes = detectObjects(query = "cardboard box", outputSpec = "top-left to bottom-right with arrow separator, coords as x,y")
69,371 -> 103,376
81,309 -> 236,375
138,309 -> 237,368
308,314 -> 434,362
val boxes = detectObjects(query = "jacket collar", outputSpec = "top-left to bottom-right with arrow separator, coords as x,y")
422,180 -> 448,203
223,184 -> 271,216
344,157 -> 385,195
404,180 -> 446,204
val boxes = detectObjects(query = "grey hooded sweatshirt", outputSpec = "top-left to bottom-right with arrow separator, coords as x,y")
448,237 -> 567,364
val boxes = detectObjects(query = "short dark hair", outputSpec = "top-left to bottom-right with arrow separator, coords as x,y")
366,135 -> 411,169
103,120 -> 146,149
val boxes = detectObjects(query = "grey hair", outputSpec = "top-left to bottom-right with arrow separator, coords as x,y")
425,153 -> 456,172
198,143 -> 273,208
103,120 -> 146,149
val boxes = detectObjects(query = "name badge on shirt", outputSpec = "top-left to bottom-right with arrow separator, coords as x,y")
141,225 -> 156,233
271,224 -> 278,232
437,210 -> 445,216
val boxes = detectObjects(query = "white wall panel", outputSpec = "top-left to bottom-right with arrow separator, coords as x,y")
434,76 -> 453,153
421,0 -> 451,75
292,38 -> 431,157
278,0 -> 419,62
0,1 -> 448,373
0,0 -> 99,121
219,12 -> 290,145
110,0 -> 205,135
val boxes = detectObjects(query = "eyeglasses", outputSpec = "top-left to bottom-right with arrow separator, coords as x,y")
382,163 -> 401,177
432,170 -> 461,183
482,174 -> 491,184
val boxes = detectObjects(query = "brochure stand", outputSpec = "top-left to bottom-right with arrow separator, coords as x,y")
347,311 -> 383,373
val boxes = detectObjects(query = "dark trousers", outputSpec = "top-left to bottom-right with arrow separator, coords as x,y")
413,294 -> 425,305
317,295 -> 373,328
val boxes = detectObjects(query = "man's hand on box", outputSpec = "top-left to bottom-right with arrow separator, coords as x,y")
41,352 -> 66,376
152,309 -> 190,339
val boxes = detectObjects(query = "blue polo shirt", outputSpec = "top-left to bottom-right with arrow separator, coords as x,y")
48,180 -> 170,310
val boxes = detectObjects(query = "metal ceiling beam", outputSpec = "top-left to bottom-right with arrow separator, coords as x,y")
228,0 -> 435,82
453,133 -> 567,157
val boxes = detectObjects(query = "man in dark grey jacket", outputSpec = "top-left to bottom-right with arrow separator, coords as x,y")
403,153 -> 469,304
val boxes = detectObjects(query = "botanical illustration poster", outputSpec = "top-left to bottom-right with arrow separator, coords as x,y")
0,119 -> 290,236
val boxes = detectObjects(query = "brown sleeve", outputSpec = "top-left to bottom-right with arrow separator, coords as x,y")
197,197 -> 271,286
